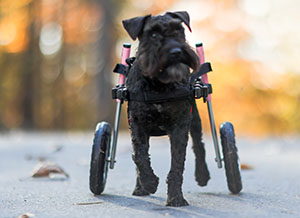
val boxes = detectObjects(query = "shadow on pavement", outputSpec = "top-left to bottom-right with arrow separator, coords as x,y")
93,193 -> 237,218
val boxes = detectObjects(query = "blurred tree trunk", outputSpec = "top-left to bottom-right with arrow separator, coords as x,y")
94,0 -> 119,125
53,0 -> 66,129
0,55 -> 7,131
21,0 -> 41,129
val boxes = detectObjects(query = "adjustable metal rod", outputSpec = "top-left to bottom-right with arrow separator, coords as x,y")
207,101 -> 222,168
110,101 -> 122,169
196,43 -> 222,168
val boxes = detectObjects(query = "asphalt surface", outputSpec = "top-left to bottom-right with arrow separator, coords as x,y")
1,131 -> 300,218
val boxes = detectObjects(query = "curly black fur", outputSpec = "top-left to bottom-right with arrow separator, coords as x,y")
123,11 -> 210,207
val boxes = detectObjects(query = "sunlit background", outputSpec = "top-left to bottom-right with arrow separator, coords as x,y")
0,0 -> 299,136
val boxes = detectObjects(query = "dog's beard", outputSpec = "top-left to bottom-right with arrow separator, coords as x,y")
156,46 -> 200,84
157,63 -> 190,84
137,52 -> 159,77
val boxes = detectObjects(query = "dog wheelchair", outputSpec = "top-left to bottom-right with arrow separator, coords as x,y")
89,43 -> 242,195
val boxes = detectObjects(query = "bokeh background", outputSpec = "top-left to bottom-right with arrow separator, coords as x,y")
0,0 -> 299,136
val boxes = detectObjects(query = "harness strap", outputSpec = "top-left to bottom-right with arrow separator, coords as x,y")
128,85 -> 193,103
112,58 -> 213,103
190,62 -> 212,81
114,59 -> 212,82
113,64 -> 126,76
113,57 -> 136,76
126,57 -> 136,66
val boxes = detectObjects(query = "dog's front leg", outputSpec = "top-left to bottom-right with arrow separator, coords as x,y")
166,125 -> 189,206
130,123 -> 159,195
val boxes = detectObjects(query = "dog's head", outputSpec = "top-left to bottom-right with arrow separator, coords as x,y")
123,11 -> 200,83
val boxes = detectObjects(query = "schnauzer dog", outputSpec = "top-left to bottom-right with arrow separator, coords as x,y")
122,11 -> 210,206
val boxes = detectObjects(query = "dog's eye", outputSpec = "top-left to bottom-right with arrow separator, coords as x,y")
151,33 -> 157,38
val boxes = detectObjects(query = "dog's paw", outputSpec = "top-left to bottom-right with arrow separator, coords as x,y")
166,196 -> 189,207
132,186 -> 150,196
195,162 -> 210,187
139,174 -> 159,194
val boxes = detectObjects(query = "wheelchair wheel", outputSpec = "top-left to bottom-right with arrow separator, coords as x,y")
89,121 -> 112,195
220,122 -> 242,194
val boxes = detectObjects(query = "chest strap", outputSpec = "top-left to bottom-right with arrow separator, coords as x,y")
112,82 -> 212,103
128,85 -> 193,103
112,59 -> 212,103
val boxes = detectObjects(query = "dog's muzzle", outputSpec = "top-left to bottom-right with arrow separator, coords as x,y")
169,47 -> 182,59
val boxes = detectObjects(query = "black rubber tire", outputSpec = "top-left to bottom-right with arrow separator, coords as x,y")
220,122 -> 242,194
89,121 -> 112,195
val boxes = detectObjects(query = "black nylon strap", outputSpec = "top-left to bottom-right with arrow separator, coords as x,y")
128,85 -> 193,103
190,62 -> 212,81
126,57 -> 136,66
113,64 -> 126,76
113,60 -> 212,103
113,57 -> 136,76
114,60 -> 212,80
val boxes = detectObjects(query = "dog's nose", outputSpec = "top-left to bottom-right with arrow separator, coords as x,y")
169,47 -> 182,57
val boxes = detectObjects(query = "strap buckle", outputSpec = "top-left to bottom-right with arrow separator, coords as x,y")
112,85 -> 128,101
193,79 -> 212,99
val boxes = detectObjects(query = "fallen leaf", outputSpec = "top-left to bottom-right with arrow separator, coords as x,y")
76,201 -> 103,205
241,163 -> 254,170
18,212 -> 35,218
31,161 -> 69,178
49,172 -> 69,180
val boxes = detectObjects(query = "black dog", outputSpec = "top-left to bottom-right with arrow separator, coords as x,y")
122,11 -> 210,206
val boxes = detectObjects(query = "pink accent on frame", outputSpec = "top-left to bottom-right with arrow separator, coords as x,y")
196,45 -> 212,102
116,45 -> 131,102
118,46 -> 131,85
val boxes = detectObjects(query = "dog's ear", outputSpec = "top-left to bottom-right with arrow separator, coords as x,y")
166,11 -> 192,32
122,15 -> 151,40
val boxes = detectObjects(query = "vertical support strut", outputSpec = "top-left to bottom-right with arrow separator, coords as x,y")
110,43 -> 131,169
195,43 -> 222,168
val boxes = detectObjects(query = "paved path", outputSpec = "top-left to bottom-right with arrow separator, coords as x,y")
1,132 -> 300,217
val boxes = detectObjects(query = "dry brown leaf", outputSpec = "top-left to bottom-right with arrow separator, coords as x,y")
18,213 -> 35,218
241,163 -> 254,170
31,161 -> 69,178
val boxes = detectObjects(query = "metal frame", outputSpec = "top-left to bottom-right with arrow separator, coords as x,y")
196,43 -> 223,168
109,43 -> 131,169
